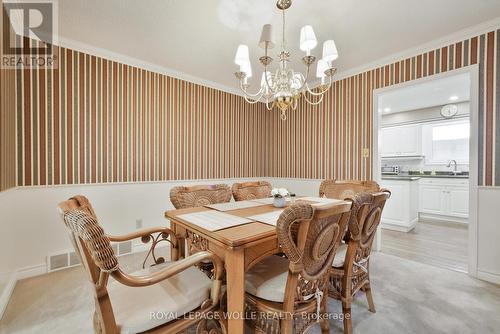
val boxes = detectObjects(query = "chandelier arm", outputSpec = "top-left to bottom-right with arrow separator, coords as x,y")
302,91 -> 325,105
263,64 -> 277,94
239,81 -> 265,98
244,95 -> 264,104
305,78 -> 333,96
296,64 -> 311,92
265,99 -> 274,110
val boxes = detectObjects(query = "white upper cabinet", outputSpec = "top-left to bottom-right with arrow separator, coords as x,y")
380,124 -> 422,157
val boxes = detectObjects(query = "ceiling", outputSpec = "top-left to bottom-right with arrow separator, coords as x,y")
378,72 -> 471,114
55,0 -> 500,93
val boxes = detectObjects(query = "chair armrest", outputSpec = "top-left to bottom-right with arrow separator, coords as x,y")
107,227 -> 176,243
108,227 -> 178,268
111,251 -> 224,304
380,188 -> 392,198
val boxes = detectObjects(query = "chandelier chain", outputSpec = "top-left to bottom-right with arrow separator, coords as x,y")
282,10 -> 286,51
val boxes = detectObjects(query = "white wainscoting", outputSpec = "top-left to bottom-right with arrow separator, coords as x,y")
0,178 -> 264,280
476,187 -> 500,284
270,178 -> 323,197
1,177 -> 499,319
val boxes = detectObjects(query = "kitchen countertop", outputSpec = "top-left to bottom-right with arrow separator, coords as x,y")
382,173 -> 469,181
381,175 -> 421,181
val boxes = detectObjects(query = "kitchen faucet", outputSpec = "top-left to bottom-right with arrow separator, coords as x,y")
446,159 -> 458,174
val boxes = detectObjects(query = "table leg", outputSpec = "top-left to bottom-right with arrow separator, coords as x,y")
225,247 -> 245,334
178,233 -> 186,259
170,222 -> 178,261
169,222 -> 186,260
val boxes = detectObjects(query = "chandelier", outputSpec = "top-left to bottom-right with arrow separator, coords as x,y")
234,0 -> 338,120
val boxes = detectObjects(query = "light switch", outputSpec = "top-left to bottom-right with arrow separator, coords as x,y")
362,148 -> 370,158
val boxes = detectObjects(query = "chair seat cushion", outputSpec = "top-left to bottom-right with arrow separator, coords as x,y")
108,262 -> 212,334
245,255 -> 290,303
332,243 -> 348,268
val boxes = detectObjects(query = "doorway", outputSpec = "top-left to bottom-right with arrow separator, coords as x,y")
372,66 -> 479,276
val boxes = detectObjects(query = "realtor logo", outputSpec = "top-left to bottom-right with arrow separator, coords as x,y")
1,0 -> 58,69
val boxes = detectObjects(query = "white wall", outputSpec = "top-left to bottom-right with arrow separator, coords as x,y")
0,177 -> 265,279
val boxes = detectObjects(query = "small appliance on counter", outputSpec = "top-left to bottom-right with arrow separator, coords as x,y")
381,166 -> 400,175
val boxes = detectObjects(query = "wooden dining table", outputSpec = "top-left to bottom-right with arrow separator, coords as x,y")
165,202 -> 285,334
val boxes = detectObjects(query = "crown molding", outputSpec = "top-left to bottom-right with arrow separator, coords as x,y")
334,16 -> 500,81
55,36 -> 244,97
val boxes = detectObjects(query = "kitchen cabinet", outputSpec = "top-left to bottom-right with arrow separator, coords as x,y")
420,186 -> 445,214
380,178 -> 419,232
381,124 -> 422,157
448,188 -> 469,217
419,178 -> 469,223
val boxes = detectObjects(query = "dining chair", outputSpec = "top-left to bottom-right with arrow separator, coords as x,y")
169,184 -> 232,209
244,201 -> 352,334
328,190 -> 391,334
231,181 -> 272,201
319,179 -> 381,200
63,195 -> 175,267
58,198 -> 225,334
169,184 -> 231,276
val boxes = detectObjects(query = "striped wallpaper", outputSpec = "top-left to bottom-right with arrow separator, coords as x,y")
267,31 -> 500,187
14,41 -> 267,186
0,67 -> 16,192
0,13 -> 17,192
8,30 -> 500,189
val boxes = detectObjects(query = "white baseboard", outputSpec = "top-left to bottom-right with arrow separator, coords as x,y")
477,270 -> 500,285
419,213 -> 469,225
15,264 -> 47,281
13,241 -> 169,282
131,241 -> 170,254
381,217 -> 418,232
0,274 -> 17,320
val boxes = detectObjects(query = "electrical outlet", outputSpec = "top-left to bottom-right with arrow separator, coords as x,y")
136,219 -> 143,229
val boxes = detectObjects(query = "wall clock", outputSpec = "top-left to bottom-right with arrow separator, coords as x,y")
440,104 -> 458,119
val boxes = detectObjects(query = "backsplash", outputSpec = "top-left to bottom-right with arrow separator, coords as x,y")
382,159 -> 469,173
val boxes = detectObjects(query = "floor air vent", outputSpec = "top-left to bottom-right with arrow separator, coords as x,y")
48,241 -> 132,272
48,253 -> 69,272
118,241 -> 132,255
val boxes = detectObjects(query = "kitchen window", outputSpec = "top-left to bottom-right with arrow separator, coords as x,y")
423,119 -> 470,164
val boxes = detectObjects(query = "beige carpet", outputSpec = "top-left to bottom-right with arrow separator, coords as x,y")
1,251 -> 500,334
